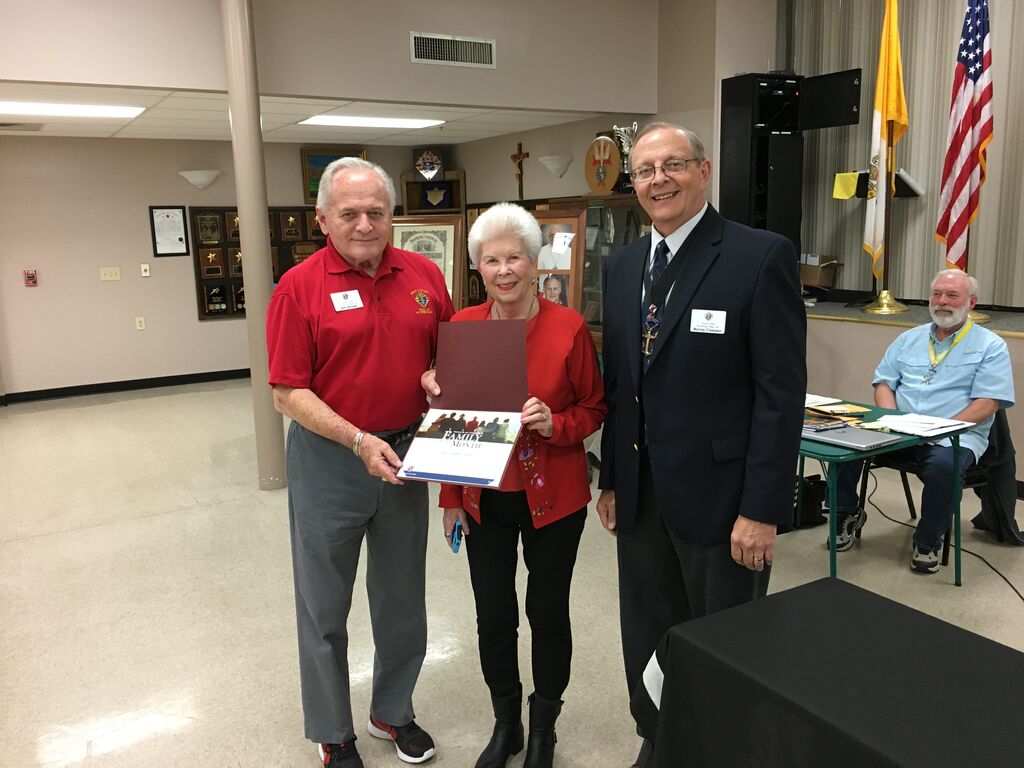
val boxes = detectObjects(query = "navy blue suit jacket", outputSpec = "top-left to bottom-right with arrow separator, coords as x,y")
599,205 -> 807,545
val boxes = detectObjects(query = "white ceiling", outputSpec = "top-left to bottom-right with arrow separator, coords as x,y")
0,82 -> 603,145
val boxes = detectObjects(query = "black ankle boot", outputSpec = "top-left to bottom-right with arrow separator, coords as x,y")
523,692 -> 562,768
474,685 -> 524,768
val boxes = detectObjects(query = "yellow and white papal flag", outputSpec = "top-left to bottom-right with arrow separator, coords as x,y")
863,0 -> 909,279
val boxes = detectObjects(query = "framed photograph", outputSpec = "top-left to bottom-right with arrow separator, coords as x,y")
149,206 -> 189,256
301,146 -> 366,205
196,213 -> 223,245
467,270 -> 484,306
392,214 -> 467,309
538,273 -> 570,307
532,209 -> 586,311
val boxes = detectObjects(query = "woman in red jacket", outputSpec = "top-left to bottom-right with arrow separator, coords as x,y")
423,203 -> 605,768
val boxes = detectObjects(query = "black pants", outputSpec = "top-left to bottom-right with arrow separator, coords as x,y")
618,454 -> 770,702
465,490 -> 586,701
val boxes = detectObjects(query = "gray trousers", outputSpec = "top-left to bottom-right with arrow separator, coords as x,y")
286,421 -> 429,743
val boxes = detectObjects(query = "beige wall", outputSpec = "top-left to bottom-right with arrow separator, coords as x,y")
710,0 -> 778,206
658,0 -> 716,114
1,0 -> 658,114
450,108 -> 716,205
808,317 -> 1024,478
0,137 -> 404,394
0,0 -> 227,90
253,0 -> 658,113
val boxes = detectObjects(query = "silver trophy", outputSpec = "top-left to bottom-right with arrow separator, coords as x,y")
612,121 -> 639,190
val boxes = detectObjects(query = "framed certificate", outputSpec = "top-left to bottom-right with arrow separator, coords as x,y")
391,214 -> 467,309
149,206 -> 189,256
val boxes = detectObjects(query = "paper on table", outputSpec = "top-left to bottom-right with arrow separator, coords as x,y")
806,394 -> 842,407
868,414 -> 974,438
811,403 -> 871,415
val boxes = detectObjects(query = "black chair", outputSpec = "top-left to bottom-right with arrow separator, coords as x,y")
856,410 -> 1015,566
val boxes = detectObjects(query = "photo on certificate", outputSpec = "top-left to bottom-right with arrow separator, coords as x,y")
398,408 -> 523,487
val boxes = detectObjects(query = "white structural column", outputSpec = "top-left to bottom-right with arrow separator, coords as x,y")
220,0 -> 286,490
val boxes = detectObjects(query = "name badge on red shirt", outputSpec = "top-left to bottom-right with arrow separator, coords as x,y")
330,290 -> 364,312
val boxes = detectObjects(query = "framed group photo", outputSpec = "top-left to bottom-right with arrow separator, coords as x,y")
301,146 -> 366,205
392,214 -> 467,309
532,209 -> 586,311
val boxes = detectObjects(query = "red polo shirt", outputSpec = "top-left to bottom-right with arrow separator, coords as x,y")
267,238 -> 454,431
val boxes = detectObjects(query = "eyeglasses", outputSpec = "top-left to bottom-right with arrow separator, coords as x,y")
629,158 -> 699,183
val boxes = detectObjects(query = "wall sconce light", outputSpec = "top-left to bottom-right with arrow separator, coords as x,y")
537,154 -> 574,178
178,169 -> 221,190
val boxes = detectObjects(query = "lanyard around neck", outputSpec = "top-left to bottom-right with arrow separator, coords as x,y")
928,319 -> 973,369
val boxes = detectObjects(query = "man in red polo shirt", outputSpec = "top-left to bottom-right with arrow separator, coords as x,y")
267,157 -> 454,768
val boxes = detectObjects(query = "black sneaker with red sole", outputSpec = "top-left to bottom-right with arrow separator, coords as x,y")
367,716 -> 436,763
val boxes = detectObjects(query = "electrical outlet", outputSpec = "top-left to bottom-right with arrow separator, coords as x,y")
135,316 -> 146,331
140,263 -> 151,277
100,267 -> 121,281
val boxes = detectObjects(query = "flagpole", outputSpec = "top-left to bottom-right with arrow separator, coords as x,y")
864,120 -> 908,314
964,229 -> 991,323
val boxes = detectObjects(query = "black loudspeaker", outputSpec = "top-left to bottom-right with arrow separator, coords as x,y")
720,70 -> 860,257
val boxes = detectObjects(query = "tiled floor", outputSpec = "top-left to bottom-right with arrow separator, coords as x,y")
2,380 -> 1023,767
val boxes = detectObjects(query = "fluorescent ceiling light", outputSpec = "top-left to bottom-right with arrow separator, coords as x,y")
300,115 -> 444,129
0,101 -> 145,118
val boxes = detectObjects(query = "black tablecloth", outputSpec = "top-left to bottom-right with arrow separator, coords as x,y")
631,578 -> 1024,768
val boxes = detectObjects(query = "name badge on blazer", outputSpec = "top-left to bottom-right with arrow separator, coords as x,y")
330,291 -> 364,312
690,309 -> 726,334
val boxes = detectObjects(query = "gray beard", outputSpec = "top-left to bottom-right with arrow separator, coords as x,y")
930,304 -> 969,330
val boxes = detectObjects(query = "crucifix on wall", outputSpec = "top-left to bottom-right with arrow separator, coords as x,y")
511,142 -> 529,200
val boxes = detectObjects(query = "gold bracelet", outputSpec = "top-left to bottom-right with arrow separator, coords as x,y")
352,431 -> 365,457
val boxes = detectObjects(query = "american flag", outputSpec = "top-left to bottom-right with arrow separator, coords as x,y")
935,0 -> 993,270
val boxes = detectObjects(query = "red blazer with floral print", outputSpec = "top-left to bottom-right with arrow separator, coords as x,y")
437,298 -> 606,528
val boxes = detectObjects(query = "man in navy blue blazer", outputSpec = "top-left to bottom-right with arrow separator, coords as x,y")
597,122 -> 806,767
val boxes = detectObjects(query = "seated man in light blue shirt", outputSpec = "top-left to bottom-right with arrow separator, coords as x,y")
831,269 -> 1015,573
